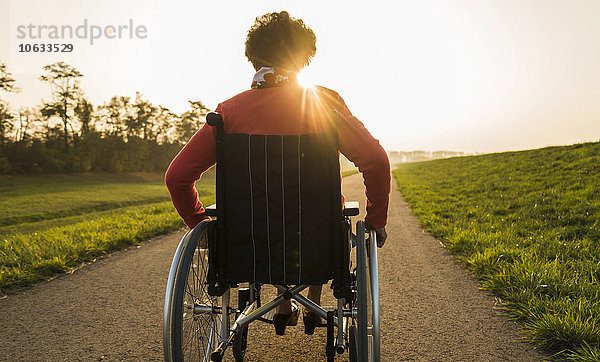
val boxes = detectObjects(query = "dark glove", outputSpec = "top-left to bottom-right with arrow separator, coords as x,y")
366,223 -> 387,248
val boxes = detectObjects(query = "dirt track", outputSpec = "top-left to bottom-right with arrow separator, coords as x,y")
0,173 -> 547,361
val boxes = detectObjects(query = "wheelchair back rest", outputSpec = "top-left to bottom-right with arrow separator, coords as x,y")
214,127 -> 344,286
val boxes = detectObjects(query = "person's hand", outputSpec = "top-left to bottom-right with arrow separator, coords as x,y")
366,223 -> 387,248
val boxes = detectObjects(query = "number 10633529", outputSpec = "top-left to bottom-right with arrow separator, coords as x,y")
18,43 -> 74,53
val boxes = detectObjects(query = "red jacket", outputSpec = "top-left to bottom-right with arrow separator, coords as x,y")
165,83 -> 391,229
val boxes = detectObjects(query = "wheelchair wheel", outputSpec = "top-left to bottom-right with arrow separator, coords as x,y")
168,223 -> 222,361
367,229 -> 381,361
355,221 -> 369,361
354,221 -> 381,361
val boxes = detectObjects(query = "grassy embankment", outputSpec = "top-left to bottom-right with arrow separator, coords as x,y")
0,171 -> 215,294
393,142 -> 600,360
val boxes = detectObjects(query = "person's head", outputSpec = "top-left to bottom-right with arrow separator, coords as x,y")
245,11 -> 316,72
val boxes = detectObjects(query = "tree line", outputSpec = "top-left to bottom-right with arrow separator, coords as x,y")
0,60 -> 207,174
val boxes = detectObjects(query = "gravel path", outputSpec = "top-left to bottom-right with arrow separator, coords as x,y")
0,173 -> 547,361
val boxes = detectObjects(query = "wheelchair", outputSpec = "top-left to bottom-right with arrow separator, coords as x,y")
163,112 -> 381,361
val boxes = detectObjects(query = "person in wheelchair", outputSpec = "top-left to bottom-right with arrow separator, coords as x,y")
165,10 -> 390,337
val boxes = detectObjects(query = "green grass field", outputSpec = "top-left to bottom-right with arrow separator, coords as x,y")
0,171 -> 215,293
0,167 -> 360,294
393,141 -> 600,360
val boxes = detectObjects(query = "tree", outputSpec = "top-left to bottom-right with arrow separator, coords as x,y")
39,62 -> 83,150
0,61 -> 20,151
153,106 -> 177,143
0,62 -> 19,93
132,92 -> 157,141
74,98 -> 94,137
97,96 -> 132,138
0,102 -> 13,150
14,107 -> 37,143
176,100 -> 209,143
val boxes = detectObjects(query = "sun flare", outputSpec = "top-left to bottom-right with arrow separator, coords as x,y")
297,70 -> 314,89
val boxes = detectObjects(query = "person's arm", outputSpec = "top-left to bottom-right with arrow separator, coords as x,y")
324,90 -> 391,238
165,120 -> 217,229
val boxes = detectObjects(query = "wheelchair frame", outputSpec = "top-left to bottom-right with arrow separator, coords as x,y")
163,207 -> 380,361
163,111 -> 380,361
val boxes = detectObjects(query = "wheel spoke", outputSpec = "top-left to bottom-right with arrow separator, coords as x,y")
197,319 -> 210,357
186,280 -> 195,302
182,320 -> 196,351
185,288 -> 196,300
191,323 -> 199,361
190,261 -> 198,296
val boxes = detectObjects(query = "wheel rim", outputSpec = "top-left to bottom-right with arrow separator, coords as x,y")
366,237 -> 374,360
355,221 -> 369,361
367,230 -> 381,361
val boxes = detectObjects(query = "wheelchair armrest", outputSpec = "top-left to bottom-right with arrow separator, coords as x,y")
205,204 -> 217,217
343,201 -> 360,216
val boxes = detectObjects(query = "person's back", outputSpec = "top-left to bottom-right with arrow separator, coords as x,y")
165,10 -> 390,336
215,82 -> 337,135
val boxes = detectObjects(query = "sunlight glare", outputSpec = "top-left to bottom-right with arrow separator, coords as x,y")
297,70 -> 314,89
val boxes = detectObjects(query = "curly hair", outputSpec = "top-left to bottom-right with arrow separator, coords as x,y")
245,11 -> 316,71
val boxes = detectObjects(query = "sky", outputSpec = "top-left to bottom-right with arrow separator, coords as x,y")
1,0 -> 599,153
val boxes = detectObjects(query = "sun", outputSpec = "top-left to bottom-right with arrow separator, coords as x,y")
297,69 -> 314,88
